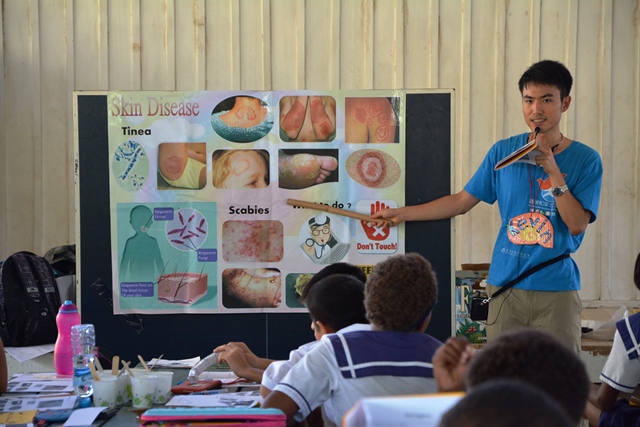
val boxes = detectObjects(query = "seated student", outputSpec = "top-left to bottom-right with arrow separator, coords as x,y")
586,251 -> 640,427
213,263 -> 367,382
0,338 -> 7,394
261,274 -> 370,399
268,274 -> 369,426
438,379 -> 574,427
262,253 -> 442,426
433,328 -> 590,425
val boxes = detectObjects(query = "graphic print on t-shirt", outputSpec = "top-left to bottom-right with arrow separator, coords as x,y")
507,212 -> 553,248
537,173 -> 567,202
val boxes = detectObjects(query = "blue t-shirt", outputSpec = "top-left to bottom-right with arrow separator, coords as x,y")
464,133 -> 602,291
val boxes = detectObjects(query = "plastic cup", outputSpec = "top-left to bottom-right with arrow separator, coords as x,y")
152,371 -> 174,404
98,372 -> 128,407
130,374 -> 157,408
92,376 -> 118,409
116,374 -> 128,405
125,368 -> 148,401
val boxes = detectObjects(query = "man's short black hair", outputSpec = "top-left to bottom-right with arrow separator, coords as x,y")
518,60 -> 573,99
305,274 -> 367,332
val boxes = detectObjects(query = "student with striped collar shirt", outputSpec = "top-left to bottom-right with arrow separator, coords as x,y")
262,253 -> 442,426
586,252 -> 640,426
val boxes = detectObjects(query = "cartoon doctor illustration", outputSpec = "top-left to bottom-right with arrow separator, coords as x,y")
303,214 -> 339,260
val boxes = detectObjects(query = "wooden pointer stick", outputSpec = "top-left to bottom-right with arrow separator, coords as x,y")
286,199 -> 394,226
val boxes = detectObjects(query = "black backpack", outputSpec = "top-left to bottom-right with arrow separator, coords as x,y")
0,251 -> 62,347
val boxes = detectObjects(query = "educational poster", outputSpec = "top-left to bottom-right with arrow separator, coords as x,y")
107,91 -> 406,314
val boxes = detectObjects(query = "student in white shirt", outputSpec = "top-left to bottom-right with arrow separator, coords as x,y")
213,263 -> 367,383
586,252 -> 640,426
262,253 -> 442,426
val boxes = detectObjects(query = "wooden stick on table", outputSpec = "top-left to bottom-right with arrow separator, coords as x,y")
111,355 -> 120,376
138,355 -> 151,373
286,198 -> 394,226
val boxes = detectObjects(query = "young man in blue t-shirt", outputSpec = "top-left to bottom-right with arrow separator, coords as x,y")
373,60 -> 603,353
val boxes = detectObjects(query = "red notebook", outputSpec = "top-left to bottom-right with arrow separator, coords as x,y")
170,379 -> 222,394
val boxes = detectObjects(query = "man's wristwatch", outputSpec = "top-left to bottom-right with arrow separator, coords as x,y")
551,185 -> 568,197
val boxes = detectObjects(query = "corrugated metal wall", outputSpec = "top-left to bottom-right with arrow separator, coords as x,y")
1,0 -> 638,305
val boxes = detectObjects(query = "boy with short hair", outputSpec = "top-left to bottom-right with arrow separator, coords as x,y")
262,253 -> 442,426
438,379 -> 574,427
433,328 -> 590,425
214,263 -> 367,383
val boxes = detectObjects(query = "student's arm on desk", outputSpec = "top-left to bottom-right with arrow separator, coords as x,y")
588,382 -> 620,412
585,382 -> 619,425
0,339 -> 7,394
214,342 -> 275,370
262,390 -> 305,427
214,344 -> 264,383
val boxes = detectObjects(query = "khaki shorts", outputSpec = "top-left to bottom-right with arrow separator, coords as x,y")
485,284 -> 582,354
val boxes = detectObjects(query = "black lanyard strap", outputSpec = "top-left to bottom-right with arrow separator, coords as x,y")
483,254 -> 571,304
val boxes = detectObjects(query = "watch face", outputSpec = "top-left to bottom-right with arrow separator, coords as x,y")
552,186 -> 566,196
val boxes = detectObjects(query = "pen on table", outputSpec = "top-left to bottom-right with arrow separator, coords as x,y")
189,389 -> 227,395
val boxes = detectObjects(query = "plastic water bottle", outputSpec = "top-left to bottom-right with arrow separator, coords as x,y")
54,300 -> 80,376
71,324 -> 95,400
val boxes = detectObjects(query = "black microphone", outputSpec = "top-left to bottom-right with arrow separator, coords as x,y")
534,127 -> 540,139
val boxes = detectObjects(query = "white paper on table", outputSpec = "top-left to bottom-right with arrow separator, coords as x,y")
582,306 -> 628,341
343,393 -> 464,427
0,395 -> 77,412
10,372 -> 72,382
4,344 -> 55,363
198,370 -> 248,385
166,391 -> 263,408
147,356 -> 201,368
63,407 -> 108,426
6,379 -> 73,394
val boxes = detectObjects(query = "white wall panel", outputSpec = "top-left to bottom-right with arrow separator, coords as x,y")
140,0 -> 175,90
1,0 -> 638,306
340,1 -> 373,88
270,0 -> 305,90
108,0 -> 141,90
4,0 -> 39,256
238,0 -> 271,89
205,0 -> 239,90
305,0 -> 340,90
175,0 -> 206,90
39,0 -> 73,254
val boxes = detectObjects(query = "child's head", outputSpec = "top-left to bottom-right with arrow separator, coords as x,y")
212,150 -> 269,188
518,60 -> 573,100
365,253 -> 438,332
299,262 -> 367,304
438,379 -> 573,427
465,328 -> 589,424
305,274 -> 367,340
